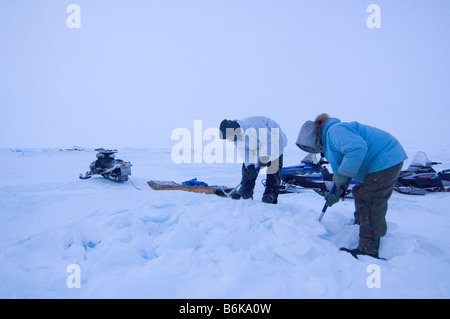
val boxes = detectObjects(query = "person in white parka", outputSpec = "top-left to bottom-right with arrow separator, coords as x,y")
219,116 -> 288,204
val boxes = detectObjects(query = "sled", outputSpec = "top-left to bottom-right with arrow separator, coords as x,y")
147,180 -> 235,197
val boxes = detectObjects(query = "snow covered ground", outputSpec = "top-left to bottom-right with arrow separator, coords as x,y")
1,146 -> 450,299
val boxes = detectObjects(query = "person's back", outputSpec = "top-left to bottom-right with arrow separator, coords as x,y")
236,116 -> 288,167
322,118 -> 407,183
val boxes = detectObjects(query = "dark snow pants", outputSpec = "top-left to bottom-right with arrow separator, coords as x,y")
352,162 -> 403,255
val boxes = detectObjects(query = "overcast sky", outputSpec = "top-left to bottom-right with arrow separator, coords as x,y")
1,1 -> 449,151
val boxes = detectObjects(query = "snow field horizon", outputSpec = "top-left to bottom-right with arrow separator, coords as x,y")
1,147 -> 450,298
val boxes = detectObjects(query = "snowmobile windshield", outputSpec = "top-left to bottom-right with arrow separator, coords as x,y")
407,151 -> 434,170
301,153 -> 318,165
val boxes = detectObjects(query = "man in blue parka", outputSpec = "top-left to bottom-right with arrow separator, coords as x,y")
297,114 -> 407,259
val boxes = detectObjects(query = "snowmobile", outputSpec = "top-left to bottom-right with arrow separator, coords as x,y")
79,149 -> 132,182
278,153 -> 357,197
394,151 -> 450,195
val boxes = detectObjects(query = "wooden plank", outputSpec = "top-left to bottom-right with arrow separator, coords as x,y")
147,180 -> 233,195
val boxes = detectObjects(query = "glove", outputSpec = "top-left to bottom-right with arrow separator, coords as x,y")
325,172 -> 352,207
325,189 -> 341,207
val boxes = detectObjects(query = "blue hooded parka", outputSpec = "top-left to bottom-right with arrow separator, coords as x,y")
321,118 -> 407,183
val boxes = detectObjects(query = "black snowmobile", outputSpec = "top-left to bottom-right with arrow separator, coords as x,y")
394,151 -> 450,195
79,149 -> 132,182
278,153 -> 357,197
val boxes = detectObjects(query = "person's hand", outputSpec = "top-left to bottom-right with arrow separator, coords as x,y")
325,172 -> 351,207
325,190 -> 341,207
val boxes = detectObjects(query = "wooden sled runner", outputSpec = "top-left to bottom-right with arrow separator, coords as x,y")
147,180 -> 235,197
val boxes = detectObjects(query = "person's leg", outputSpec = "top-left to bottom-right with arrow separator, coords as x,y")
352,183 -> 362,225
231,164 -> 260,200
262,155 -> 283,204
349,163 -> 403,258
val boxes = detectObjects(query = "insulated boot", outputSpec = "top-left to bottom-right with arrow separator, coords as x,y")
339,247 -> 380,260
262,155 -> 283,204
262,192 -> 278,204
232,164 -> 259,200
340,237 -> 383,260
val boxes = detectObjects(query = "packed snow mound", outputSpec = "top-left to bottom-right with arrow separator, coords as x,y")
0,147 -> 450,298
